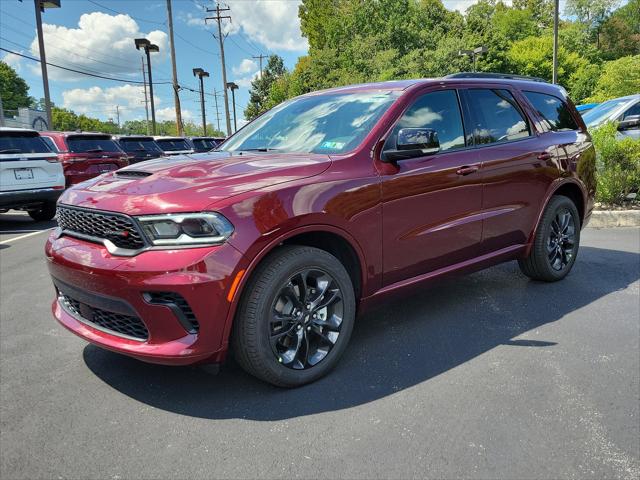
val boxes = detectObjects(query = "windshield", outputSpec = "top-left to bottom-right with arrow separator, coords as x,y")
67,136 -> 122,153
119,138 -> 162,153
220,91 -> 400,154
156,139 -> 191,151
582,98 -> 630,127
0,133 -> 51,155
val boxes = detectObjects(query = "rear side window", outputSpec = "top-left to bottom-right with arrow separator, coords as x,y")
0,134 -> 51,155
66,136 -> 122,153
41,136 -> 59,152
385,90 -> 466,152
466,89 -> 530,145
524,91 -> 579,131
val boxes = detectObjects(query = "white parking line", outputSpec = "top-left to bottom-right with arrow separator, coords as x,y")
0,228 -> 53,245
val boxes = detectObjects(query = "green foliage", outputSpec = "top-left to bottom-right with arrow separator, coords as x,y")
244,55 -> 287,121
599,0 -> 640,59
0,61 -> 34,112
586,55 -> 640,102
591,122 -> 640,204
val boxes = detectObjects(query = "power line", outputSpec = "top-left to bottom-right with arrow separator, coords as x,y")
86,0 -> 166,26
0,46 -> 173,85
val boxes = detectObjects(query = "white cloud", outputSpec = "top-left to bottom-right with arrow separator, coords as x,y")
29,12 -> 168,81
156,107 -> 194,122
2,52 -> 23,73
234,70 -> 260,88
61,84 -> 159,119
208,1 -> 307,52
178,11 -> 208,28
232,58 -> 258,76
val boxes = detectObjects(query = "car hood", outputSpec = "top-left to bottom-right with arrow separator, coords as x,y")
59,151 -> 331,215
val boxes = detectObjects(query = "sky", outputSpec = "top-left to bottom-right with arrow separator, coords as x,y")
0,0 -> 572,135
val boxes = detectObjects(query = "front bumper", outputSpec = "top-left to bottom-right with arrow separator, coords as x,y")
46,232 -> 246,365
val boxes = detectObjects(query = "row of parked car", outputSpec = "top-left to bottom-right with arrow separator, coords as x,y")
0,130 -> 225,221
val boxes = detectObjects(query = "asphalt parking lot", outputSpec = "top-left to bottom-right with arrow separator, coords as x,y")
0,212 -> 638,480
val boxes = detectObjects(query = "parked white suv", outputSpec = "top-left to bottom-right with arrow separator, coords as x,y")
0,128 -> 65,221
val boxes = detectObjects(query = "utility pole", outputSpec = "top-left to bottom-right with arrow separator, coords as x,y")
115,105 -> 120,129
252,53 -> 268,79
166,0 -> 183,136
193,68 -> 209,135
213,88 -> 221,134
33,0 -> 60,129
227,81 -> 238,134
205,3 -> 232,136
552,0 -> 559,84
141,57 -> 150,135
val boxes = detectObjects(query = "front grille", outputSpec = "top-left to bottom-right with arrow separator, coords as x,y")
144,292 -> 200,333
59,293 -> 149,341
57,205 -> 146,250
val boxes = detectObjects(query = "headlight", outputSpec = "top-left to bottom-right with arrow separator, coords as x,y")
135,212 -> 234,246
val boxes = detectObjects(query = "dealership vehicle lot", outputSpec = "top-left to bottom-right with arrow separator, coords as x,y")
0,213 -> 638,479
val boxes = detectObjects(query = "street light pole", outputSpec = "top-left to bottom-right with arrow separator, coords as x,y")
552,0 -> 559,84
193,68 -> 209,135
226,82 -> 238,134
33,0 -> 60,129
135,39 -> 159,135
458,46 -> 487,73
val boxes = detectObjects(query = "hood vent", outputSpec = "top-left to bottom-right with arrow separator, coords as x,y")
116,170 -> 152,178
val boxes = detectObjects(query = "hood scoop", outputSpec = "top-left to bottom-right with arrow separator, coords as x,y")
116,170 -> 152,178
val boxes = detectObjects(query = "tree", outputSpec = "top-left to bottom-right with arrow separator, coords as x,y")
244,55 -> 287,120
564,0 -> 621,46
587,55 -> 640,102
0,61 -> 34,112
599,0 -> 640,59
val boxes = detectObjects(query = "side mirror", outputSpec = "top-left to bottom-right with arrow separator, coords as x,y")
382,128 -> 440,162
618,115 -> 640,131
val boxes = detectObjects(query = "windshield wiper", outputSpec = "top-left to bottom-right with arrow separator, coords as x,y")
0,149 -> 21,154
238,148 -> 280,152
85,148 -> 104,153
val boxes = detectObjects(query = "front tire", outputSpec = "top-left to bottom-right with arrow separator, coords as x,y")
28,202 -> 56,221
232,246 -> 356,387
518,195 -> 580,282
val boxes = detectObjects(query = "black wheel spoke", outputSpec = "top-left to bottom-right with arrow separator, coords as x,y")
269,268 -> 344,371
547,208 -> 576,271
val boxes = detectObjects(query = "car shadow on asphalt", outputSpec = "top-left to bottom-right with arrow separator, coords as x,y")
83,245 -> 639,420
0,212 -> 57,234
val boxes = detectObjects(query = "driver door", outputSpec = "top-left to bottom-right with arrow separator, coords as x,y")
380,89 -> 483,286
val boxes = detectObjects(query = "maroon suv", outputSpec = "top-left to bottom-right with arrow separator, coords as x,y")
41,132 -> 129,187
46,74 -> 596,387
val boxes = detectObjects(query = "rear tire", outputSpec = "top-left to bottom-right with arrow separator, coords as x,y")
232,245 -> 356,388
518,195 -> 580,282
28,202 -> 56,222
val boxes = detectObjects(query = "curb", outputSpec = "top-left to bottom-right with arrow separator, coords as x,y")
587,210 -> 640,228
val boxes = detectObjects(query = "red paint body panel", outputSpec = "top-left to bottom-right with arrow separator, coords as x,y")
46,78 -> 596,367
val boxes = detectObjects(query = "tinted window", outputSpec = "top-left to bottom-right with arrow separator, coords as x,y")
41,136 -> 58,152
156,139 -> 191,151
191,139 -> 216,151
66,136 -> 122,153
220,91 -> 399,154
119,138 -> 162,153
467,89 -> 530,144
0,133 -> 51,155
623,102 -> 640,119
385,90 -> 466,152
524,91 -> 579,131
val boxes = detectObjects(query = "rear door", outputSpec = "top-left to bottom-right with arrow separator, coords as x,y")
0,132 -> 63,191
461,87 -> 553,254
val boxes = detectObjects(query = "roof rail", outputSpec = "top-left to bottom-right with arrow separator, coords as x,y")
445,72 -> 548,83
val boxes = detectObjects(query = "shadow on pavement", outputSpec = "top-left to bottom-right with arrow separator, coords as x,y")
0,212 -> 56,233
83,245 -> 639,420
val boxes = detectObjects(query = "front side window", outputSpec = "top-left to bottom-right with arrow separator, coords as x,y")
622,102 -> 640,119
220,91 -> 400,154
467,89 -> 530,145
384,90 -> 466,152
524,91 -> 579,131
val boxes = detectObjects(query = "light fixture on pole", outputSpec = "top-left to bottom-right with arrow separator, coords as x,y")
193,68 -> 210,135
32,0 -> 60,129
458,46 -> 488,72
135,38 -> 159,135
226,82 -> 238,134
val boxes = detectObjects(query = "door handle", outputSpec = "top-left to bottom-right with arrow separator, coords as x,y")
537,152 -> 552,161
456,165 -> 479,176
